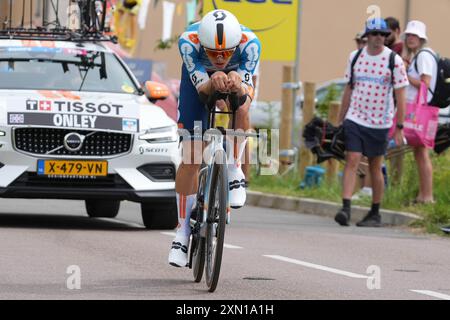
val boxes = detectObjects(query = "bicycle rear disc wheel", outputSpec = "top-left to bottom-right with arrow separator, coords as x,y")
191,231 -> 205,283
205,151 -> 227,292
191,166 -> 207,282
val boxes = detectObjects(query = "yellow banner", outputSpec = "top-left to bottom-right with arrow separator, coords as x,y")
202,0 -> 299,62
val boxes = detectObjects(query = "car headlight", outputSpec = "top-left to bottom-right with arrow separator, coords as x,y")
0,131 -> 5,136
139,125 -> 178,143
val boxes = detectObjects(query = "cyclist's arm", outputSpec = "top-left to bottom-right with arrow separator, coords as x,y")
179,31 -> 210,91
236,30 -> 261,99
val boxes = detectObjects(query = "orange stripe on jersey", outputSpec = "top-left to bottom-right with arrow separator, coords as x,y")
215,33 -> 226,50
188,33 -> 200,44
240,34 -> 248,44
37,90 -> 61,99
58,91 -> 81,100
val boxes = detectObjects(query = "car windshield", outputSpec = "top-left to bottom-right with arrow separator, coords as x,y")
0,46 -> 139,94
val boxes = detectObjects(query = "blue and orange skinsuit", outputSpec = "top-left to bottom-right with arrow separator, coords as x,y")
177,22 -> 261,130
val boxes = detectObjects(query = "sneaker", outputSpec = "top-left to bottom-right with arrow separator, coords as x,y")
228,165 -> 246,209
356,211 -> 382,227
351,187 -> 373,200
168,235 -> 190,267
440,225 -> 450,234
334,209 -> 350,226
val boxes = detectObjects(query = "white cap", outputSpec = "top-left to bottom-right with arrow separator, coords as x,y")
404,20 -> 428,40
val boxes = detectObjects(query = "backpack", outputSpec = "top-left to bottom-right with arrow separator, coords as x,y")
349,48 -> 396,90
414,49 -> 450,109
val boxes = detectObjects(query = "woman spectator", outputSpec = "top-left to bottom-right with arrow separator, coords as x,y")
402,20 -> 438,204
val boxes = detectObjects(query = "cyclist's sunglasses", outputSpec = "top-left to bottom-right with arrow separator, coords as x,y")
368,31 -> 389,37
204,47 -> 236,60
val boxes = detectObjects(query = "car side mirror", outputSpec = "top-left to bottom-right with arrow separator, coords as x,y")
143,81 -> 170,103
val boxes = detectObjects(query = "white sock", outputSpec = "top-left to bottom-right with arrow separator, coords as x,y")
176,193 -> 196,237
227,137 -> 248,170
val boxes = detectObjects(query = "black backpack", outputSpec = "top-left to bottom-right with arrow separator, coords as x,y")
414,49 -> 450,109
349,48 -> 396,90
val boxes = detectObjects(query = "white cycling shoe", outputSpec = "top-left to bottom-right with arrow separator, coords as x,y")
228,165 -> 247,209
168,234 -> 190,267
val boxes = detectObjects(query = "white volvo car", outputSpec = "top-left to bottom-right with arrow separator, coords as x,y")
0,35 -> 180,229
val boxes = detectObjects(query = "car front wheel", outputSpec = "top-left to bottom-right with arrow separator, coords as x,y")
141,199 -> 177,229
85,199 -> 121,218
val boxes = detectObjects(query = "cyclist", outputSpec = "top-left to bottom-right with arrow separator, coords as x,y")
169,9 -> 261,267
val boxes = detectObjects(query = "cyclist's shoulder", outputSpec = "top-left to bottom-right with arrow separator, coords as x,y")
179,22 -> 201,48
239,24 -> 260,47
240,25 -> 258,39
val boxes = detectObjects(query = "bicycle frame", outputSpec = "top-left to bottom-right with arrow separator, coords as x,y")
187,92 -> 264,291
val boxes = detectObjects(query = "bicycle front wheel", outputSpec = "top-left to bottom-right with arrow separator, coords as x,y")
205,150 -> 227,292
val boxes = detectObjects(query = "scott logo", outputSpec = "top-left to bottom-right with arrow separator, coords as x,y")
213,10 -> 227,21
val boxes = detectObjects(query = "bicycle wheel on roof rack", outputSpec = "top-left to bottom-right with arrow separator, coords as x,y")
78,0 -> 105,32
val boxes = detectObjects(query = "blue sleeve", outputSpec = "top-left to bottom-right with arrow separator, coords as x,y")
178,31 -> 210,90
237,30 -> 261,87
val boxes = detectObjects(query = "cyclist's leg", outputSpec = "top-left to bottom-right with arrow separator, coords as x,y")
226,96 -> 251,208
169,65 -> 207,267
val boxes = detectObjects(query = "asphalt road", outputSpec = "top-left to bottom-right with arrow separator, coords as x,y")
0,198 -> 449,300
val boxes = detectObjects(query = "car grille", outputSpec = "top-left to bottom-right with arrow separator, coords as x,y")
13,128 -> 133,156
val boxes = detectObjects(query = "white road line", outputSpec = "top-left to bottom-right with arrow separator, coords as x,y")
160,232 -> 243,249
410,290 -> 450,300
100,218 -> 144,228
161,232 -> 176,237
263,255 -> 368,279
223,244 -> 243,249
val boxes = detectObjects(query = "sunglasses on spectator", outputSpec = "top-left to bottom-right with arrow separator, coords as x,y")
368,32 -> 389,37
204,47 -> 236,60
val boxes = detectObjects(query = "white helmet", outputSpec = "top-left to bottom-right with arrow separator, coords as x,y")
198,9 -> 242,50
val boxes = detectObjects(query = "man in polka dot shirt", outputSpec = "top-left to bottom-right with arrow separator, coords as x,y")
335,18 -> 408,227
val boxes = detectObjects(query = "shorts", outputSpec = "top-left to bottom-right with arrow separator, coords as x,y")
343,119 -> 389,158
177,65 -> 208,131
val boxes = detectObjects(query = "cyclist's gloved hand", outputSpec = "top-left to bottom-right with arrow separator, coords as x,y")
226,71 -> 242,93
210,71 -> 228,92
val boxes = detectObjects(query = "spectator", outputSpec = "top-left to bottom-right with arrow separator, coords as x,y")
403,20 -> 437,204
354,31 -> 367,50
335,18 -> 408,227
353,31 -> 372,200
385,17 -> 404,55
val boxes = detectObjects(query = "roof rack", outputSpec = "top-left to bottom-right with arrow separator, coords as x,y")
0,0 -> 116,43
0,27 -> 117,43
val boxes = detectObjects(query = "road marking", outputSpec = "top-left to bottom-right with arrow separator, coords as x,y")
263,255 -> 368,279
100,218 -> 144,228
410,290 -> 450,300
224,244 -> 243,249
161,231 -> 177,237
160,232 -> 243,249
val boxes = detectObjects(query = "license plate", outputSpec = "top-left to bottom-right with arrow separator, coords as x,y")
37,160 -> 108,177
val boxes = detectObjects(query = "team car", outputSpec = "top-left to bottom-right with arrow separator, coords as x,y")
0,32 -> 180,229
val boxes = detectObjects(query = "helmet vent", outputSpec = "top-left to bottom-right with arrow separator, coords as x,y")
216,23 -> 224,46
